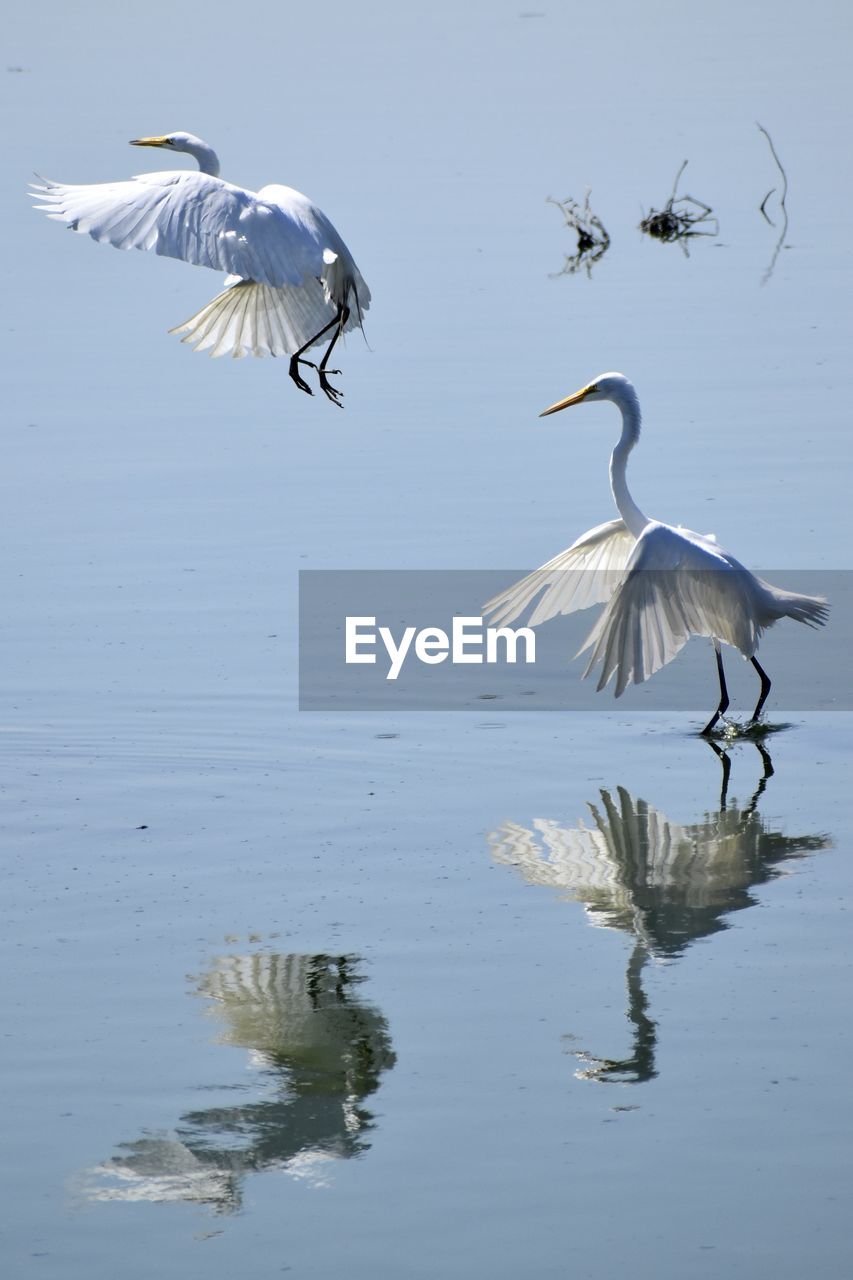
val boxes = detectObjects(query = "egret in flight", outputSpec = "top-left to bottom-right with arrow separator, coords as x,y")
483,374 -> 828,733
31,132 -> 370,404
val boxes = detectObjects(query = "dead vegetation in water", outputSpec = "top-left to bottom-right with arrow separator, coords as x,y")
756,122 -> 789,283
547,189 -> 611,277
639,160 -> 718,253
757,122 -> 788,223
551,127 -> 790,277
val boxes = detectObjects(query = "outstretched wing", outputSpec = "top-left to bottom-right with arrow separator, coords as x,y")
30,171 -> 334,289
482,519 -> 637,627
580,522 -> 766,696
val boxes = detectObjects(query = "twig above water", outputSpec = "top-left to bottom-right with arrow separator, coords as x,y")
668,158 -> 689,205
757,122 -> 788,223
756,122 -> 789,284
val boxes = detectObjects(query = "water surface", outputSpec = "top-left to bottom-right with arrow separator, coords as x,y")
3,1 -> 852,1276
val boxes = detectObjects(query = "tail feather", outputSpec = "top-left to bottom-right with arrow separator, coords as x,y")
777,591 -> 829,629
170,278 -> 350,358
761,581 -> 830,629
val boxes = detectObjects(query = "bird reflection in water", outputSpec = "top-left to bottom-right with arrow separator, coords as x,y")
489,742 -> 830,1084
82,953 -> 395,1211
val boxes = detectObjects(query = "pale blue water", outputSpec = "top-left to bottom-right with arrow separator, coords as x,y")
3,1 -> 853,1276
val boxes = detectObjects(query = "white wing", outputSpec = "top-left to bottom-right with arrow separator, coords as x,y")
30,171 -> 349,290
256,184 -> 370,312
482,519 -> 637,627
580,522 -> 770,696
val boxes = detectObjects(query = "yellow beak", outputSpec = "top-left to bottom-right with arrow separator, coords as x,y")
129,135 -> 170,148
539,385 -> 594,418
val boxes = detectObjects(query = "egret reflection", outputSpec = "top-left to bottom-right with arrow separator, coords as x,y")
82,953 -> 395,1211
489,743 -> 830,1083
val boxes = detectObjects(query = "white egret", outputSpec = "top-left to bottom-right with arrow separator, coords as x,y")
483,373 -> 828,733
30,132 -> 370,404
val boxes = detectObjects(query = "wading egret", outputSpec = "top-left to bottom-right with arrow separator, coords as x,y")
30,132 -> 370,404
483,373 -> 828,733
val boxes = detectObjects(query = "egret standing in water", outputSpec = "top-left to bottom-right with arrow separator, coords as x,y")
484,373 -> 828,733
31,132 -> 370,404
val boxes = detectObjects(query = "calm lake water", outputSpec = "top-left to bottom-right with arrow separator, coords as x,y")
4,1 -> 853,1277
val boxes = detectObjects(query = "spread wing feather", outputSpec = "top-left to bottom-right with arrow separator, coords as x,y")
580,523 -> 768,696
30,171 -> 338,289
482,519 -> 637,628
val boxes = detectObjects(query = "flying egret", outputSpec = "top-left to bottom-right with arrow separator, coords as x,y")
30,132 -> 370,404
483,373 -> 828,733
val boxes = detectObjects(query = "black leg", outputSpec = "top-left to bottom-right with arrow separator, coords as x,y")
749,656 -> 772,723
288,354 -> 315,396
701,642 -> 729,736
755,741 -> 774,783
288,311 -> 342,399
704,737 -> 732,809
743,741 -> 775,816
317,304 -> 350,406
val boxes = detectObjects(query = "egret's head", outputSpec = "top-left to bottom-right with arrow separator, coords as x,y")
540,372 -> 636,417
130,131 -> 200,152
129,133 -> 219,177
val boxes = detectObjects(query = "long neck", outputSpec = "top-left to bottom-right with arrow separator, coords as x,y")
609,394 -> 649,538
182,139 -> 220,177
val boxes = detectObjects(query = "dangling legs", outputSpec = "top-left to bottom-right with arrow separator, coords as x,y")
288,313 -> 338,396
701,640 -> 730,736
316,304 -> 350,406
288,304 -> 347,402
749,656 -> 772,724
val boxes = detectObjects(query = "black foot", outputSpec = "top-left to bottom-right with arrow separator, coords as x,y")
319,370 -> 344,406
701,705 -> 728,736
289,355 -> 315,397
